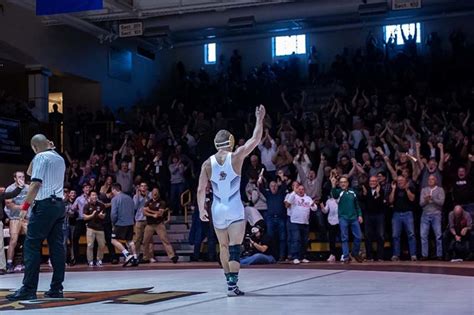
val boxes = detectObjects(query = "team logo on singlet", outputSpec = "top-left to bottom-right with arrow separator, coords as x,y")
219,171 -> 227,181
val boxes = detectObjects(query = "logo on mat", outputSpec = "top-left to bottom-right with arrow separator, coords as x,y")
219,171 -> 227,181
0,288 -> 203,311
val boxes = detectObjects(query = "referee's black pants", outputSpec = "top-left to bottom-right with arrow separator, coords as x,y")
22,198 -> 65,293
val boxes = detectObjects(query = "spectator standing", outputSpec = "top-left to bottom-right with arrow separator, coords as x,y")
259,181 -> 287,260
331,175 -> 364,263
360,176 -> 386,261
452,165 -> 474,213
113,148 -> 135,195
389,176 -> 417,261
142,188 -> 178,263
419,175 -> 445,260
133,182 -> 151,259
110,183 -> 139,267
168,155 -> 188,214
83,191 -> 106,267
416,142 -> 444,188
285,185 -> 317,264
98,190 -> 117,264
258,129 -> 277,179
71,183 -> 91,265
321,196 -> 339,262
63,189 -> 77,263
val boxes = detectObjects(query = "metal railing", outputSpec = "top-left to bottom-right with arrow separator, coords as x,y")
180,189 -> 193,229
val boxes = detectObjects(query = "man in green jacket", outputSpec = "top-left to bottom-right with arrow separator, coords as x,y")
331,175 -> 363,263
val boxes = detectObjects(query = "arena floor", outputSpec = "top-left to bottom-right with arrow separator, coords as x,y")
0,262 -> 473,314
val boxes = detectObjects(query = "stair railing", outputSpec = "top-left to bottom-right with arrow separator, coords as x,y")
180,189 -> 192,228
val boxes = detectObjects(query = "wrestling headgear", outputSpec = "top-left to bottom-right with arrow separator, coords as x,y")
214,130 -> 235,150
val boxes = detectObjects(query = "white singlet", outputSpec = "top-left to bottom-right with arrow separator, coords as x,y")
210,152 -> 244,229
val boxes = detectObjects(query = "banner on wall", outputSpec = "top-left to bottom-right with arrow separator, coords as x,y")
392,0 -> 422,10
0,118 -> 21,155
36,0 -> 103,16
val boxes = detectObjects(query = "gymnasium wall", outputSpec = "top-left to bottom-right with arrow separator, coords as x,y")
0,2 -> 166,110
171,13 -> 474,77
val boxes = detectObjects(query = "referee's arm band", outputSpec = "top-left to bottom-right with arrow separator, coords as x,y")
31,178 -> 43,183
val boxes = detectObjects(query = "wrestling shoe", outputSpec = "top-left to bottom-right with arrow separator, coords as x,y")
6,262 -> 14,273
6,288 -> 37,301
227,286 -> 245,297
122,254 -> 134,267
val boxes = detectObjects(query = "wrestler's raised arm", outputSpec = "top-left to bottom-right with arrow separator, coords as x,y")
232,105 -> 266,166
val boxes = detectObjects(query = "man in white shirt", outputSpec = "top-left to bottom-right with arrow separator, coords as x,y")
321,197 -> 339,262
285,185 -> 317,264
258,129 -> 277,179
7,135 -> 66,301
284,181 -> 299,260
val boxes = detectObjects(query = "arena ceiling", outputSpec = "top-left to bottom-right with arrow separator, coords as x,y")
8,0 -> 474,46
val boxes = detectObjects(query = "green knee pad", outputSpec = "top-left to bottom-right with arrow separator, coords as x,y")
229,245 -> 241,262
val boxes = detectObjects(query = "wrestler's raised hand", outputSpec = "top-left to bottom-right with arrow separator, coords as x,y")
255,104 -> 266,123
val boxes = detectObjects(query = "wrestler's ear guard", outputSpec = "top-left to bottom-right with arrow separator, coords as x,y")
215,134 -> 235,150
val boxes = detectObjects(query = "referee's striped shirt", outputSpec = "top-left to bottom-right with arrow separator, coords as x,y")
31,149 -> 66,201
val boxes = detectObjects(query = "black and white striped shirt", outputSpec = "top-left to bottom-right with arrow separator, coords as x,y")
31,150 -> 66,201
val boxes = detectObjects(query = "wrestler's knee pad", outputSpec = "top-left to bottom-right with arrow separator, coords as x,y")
229,244 -> 241,262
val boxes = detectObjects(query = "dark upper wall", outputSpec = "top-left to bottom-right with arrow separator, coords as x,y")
0,2 -> 166,110
170,13 -> 474,77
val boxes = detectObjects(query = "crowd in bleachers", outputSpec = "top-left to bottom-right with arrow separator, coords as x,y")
1,27 -> 474,273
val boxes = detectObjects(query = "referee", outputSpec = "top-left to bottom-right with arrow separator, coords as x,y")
7,134 -> 66,301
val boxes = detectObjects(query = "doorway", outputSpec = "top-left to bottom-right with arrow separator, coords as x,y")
48,92 -> 64,151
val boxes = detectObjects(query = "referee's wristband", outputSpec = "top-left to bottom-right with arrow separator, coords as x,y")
21,202 -> 30,211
